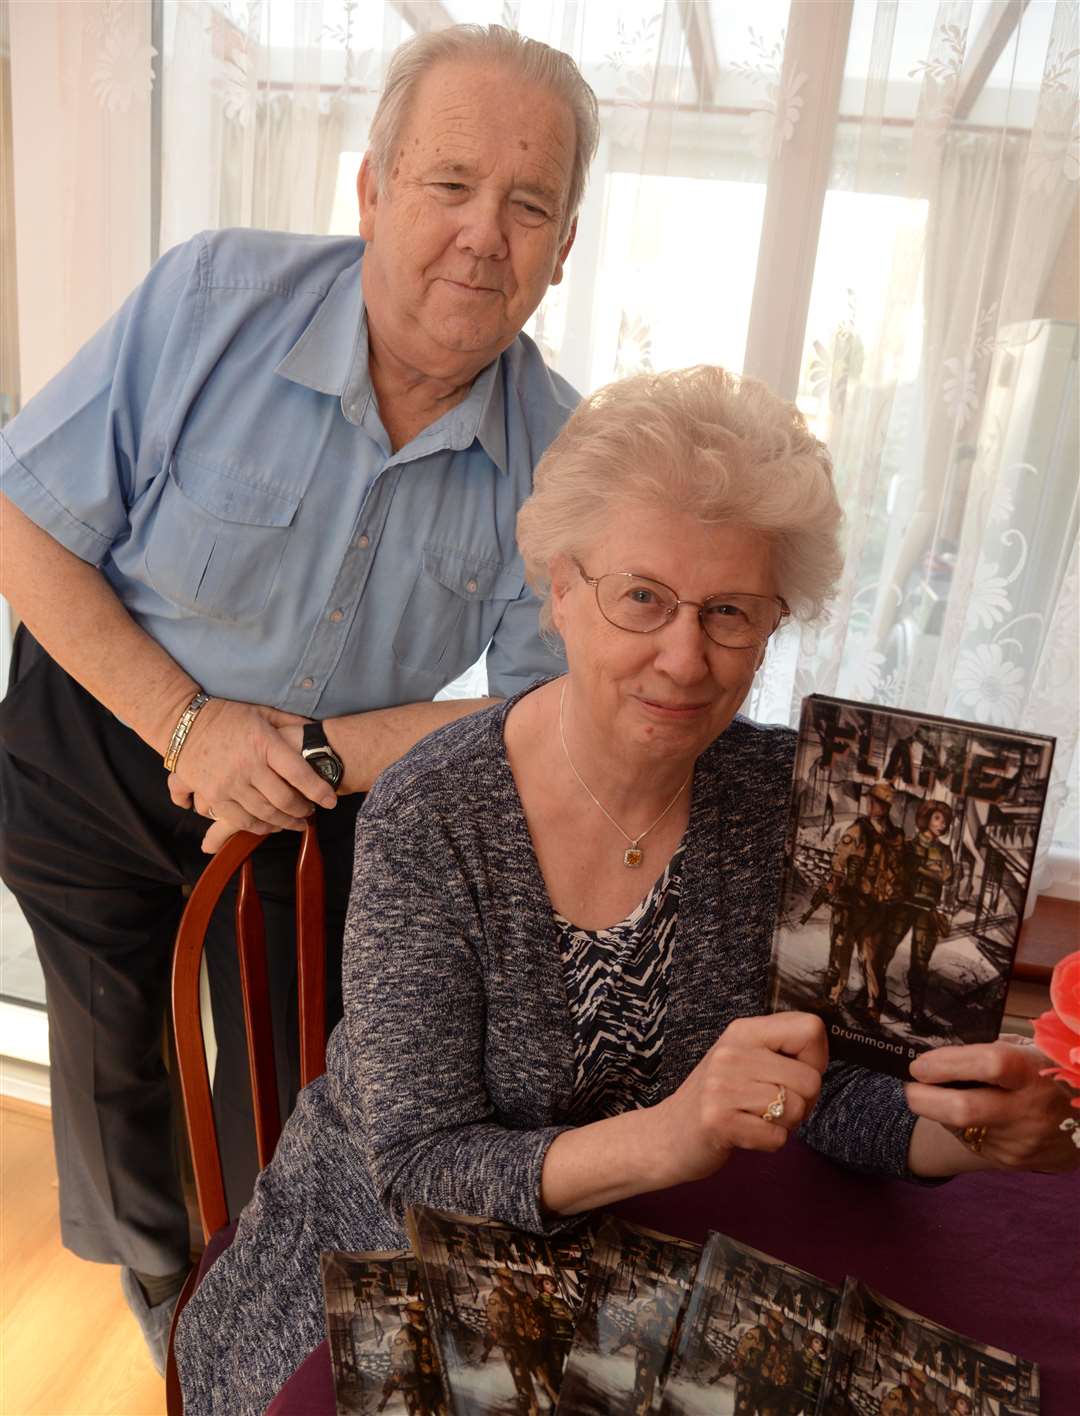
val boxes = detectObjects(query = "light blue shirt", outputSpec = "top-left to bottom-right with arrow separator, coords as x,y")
0,230 -> 573,716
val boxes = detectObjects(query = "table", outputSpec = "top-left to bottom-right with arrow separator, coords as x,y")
264,1139 -> 1079,1414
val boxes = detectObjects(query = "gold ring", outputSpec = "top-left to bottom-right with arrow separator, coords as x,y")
761,1086 -> 787,1123
953,1124 -> 987,1153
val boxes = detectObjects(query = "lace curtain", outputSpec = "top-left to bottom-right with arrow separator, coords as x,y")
6,0 -> 1078,890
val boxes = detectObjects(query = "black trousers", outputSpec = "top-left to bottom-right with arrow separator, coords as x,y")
0,628 -> 361,1273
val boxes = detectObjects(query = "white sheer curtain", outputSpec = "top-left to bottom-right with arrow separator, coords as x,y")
6,0 -> 1079,892
750,0 -> 1079,894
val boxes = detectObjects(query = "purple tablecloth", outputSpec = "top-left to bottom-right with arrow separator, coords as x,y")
266,1139 -> 1079,1414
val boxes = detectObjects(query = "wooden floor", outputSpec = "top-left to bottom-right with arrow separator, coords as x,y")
1,1098 -> 165,1416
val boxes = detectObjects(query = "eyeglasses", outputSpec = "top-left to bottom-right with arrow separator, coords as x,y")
576,564 -> 789,649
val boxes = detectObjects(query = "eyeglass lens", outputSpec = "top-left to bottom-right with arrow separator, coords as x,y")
595,573 -> 782,646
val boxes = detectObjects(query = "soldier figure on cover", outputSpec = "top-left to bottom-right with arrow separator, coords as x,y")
611,1285 -> 683,1416
377,1301 -> 444,1416
901,801 -> 955,1032
798,1331 -> 829,1411
482,1268 -> 557,1413
720,1318 -> 766,1410
535,1273 -> 575,1376
712,1307 -> 795,1416
824,783 -> 906,1021
753,1307 -> 799,1416
876,1383 -> 916,1416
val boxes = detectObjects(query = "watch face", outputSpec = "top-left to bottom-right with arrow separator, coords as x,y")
309,751 -> 343,788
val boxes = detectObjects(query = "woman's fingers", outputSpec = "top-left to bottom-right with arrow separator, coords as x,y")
693,1043 -> 822,1159
908,1041 -> 1035,1089
718,1011 -> 830,1074
656,1012 -> 831,1185
905,1040 -> 1080,1173
718,1110 -> 792,1154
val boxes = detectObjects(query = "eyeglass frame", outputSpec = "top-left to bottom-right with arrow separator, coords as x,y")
574,562 -> 790,649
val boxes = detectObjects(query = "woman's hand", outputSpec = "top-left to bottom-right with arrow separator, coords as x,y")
650,1012 -> 829,1187
540,1012 -> 829,1216
905,1035 -> 1080,1175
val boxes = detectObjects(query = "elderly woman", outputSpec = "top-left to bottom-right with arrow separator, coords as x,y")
176,367 -> 1075,1414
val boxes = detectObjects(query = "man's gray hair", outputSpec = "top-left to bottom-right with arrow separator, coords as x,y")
517,366 -> 845,630
367,24 -> 599,234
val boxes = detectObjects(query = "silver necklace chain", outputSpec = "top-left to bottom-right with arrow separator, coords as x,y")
558,682 -> 692,868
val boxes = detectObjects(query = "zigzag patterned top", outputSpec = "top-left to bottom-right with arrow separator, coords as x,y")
555,836 -> 687,1122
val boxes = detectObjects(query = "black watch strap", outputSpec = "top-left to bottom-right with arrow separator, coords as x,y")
302,721 -> 344,788
302,722 -> 331,754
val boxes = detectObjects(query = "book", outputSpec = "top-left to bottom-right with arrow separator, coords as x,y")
817,1277 -> 1040,1414
658,1232 -> 839,1416
555,1215 -> 702,1416
405,1204 -> 592,1415
320,1248 -> 447,1416
768,694 -> 1055,1077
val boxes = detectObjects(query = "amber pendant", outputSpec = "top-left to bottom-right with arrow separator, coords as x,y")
623,846 -> 644,868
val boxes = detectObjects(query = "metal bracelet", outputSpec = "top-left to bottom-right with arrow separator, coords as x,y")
163,691 -> 210,772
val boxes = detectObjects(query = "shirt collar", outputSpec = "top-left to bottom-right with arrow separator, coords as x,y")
274,253 -> 365,399
274,248 -> 509,475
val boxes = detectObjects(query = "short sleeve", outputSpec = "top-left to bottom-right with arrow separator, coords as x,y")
484,584 -> 565,698
0,237 -> 203,565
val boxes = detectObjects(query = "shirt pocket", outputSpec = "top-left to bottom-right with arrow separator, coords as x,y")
143,452 -> 301,623
392,545 -> 524,673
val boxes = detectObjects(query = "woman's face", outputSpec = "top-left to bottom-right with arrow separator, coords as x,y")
551,505 -> 779,765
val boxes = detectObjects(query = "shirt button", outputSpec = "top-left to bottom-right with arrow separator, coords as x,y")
301,677 -> 315,689
329,609 -> 344,623
356,534 -> 370,549
466,578 -> 478,594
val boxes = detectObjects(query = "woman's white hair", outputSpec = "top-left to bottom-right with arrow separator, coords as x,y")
367,25 -> 599,236
517,366 -> 844,632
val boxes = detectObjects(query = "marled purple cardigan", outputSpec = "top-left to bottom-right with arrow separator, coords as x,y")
176,695 -> 916,1415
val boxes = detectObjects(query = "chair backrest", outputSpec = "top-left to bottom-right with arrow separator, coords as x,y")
171,820 -> 327,1242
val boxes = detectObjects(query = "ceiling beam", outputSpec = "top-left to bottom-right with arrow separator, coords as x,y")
954,0 -> 1029,121
677,0 -> 720,108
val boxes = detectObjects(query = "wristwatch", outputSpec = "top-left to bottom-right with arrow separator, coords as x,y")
301,721 -> 344,790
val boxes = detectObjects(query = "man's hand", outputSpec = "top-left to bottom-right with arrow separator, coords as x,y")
166,698 -> 337,834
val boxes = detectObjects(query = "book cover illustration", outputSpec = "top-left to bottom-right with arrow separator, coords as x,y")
321,1248 -> 447,1416
818,1278 -> 1039,1415
406,1204 -> 592,1416
658,1231 -> 838,1416
769,695 -> 1054,1077
555,1216 -> 701,1416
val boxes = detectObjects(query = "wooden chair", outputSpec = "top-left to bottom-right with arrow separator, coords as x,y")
164,821 -> 328,1414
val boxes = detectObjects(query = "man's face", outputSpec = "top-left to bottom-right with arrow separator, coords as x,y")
358,60 -> 578,379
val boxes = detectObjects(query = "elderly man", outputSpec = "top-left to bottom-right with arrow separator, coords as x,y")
0,24 -> 597,1369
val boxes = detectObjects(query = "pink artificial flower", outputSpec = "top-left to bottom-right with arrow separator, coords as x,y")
1050,948 -> 1080,1033
1034,949 -> 1080,1107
